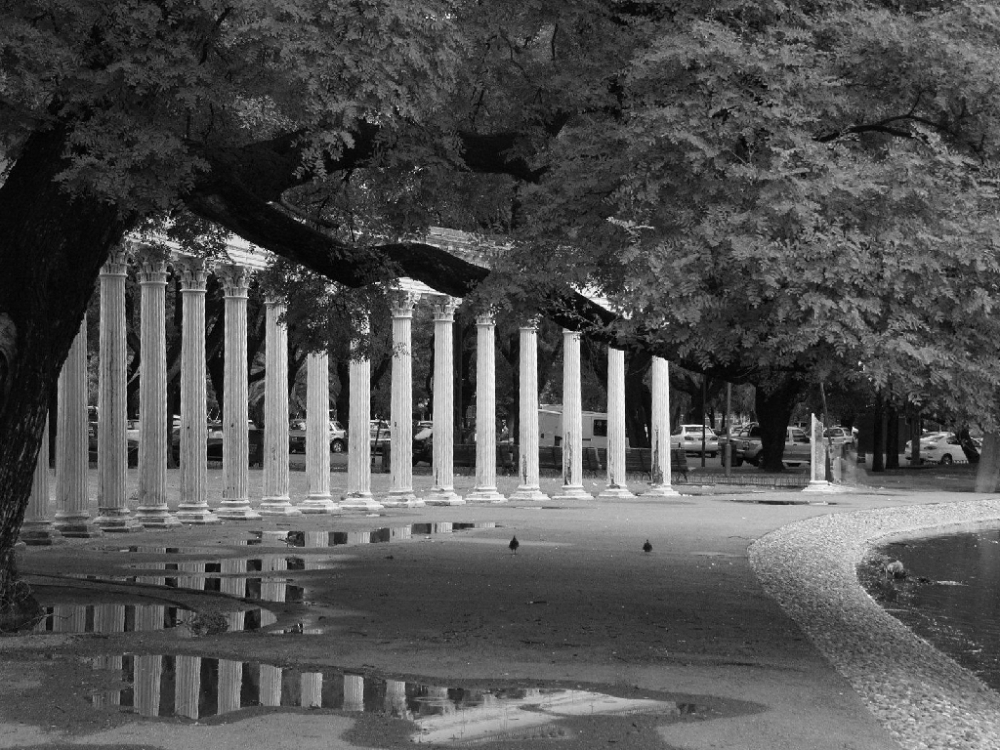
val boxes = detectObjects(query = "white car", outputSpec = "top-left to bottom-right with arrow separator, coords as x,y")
670,424 -> 719,457
903,432 -> 967,465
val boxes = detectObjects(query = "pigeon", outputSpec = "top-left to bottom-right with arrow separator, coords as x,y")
509,536 -> 520,555
642,539 -> 653,554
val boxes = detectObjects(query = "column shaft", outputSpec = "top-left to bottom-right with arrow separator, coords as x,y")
260,298 -> 300,515
301,351 -> 338,512
598,347 -> 634,499
217,265 -> 261,519
467,314 -> 505,503
425,297 -> 463,505
644,356 -> 679,496
95,249 -> 142,531
509,323 -> 547,501
55,318 -> 100,536
342,316 -> 382,510
552,329 -> 590,500
385,293 -> 421,506
20,418 -> 60,544
135,253 -> 180,527
175,258 -> 219,524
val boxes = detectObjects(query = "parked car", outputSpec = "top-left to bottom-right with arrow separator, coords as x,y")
670,424 -> 719,457
739,426 -> 811,468
289,419 -> 348,453
370,419 -> 391,453
823,426 -> 855,447
902,432 -> 973,465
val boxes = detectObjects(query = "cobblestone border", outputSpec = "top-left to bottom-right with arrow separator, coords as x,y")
749,498 -> 1000,750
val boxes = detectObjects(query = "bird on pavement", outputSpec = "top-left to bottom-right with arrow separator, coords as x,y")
642,539 -> 653,554
509,536 -> 520,555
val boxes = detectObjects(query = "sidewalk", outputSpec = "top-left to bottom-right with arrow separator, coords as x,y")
1,475 -> 994,749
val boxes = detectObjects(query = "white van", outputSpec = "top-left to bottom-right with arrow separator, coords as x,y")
538,407 -> 615,450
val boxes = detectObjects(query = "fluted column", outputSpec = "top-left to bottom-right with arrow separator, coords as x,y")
175,655 -> 202,719
343,675 -> 365,712
342,314 -> 383,510
301,673 -> 323,709
20,418 -> 60,544
174,257 -> 219,524
301,351 -> 338,513
467,313 -> 505,503
135,251 -> 180,527
510,321 -> 547,501
385,292 -> 422,507
94,247 -> 142,532
216,265 -> 260,519
54,318 -> 100,537
552,329 -> 591,500
260,297 -> 300,515
644,356 -> 678,496
598,347 -> 634,499
425,296 -> 463,505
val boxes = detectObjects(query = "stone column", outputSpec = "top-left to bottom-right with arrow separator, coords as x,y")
644,356 -> 678,496
174,257 -> 219,524
342,316 -> 383,510
260,297 -> 300,515
509,321 -> 547,501
20,419 -> 61,544
552,329 -> 590,500
300,351 -> 338,513
134,251 -> 180,528
215,265 -> 260,520
301,673 -> 323,709
54,318 -> 100,537
598,347 -> 634,499
343,675 -> 365,712
425,296 -> 463,505
385,292 -> 422,507
94,247 -> 142,532
803,413 -> 838,494
175,655 -> 202,719
467,313 -> 505,503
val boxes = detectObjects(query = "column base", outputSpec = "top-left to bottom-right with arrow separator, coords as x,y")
423,489 -> 465,506
802,481 -> 850,494
18,522 -> 64,546
551,485 -> 593,501
54,514 -> 103,538
135,505 -> 183,528
508,486 -> 549,502
340,493 -> 385,511
298,495 -> 341,514
258,496 -> 303,516
465,487 -> 507,504
215,500 -> 263,520
596,485 -> 636,500
175,504 -> 221,524
381,490 -> 425,508
94,508 -> 145,532
642,484 -> 680,497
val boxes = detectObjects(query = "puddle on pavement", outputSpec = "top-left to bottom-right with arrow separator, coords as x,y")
247,521 -> 498,548
84,653 -> 713,744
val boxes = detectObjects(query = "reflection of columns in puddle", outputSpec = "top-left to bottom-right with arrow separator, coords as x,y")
259,664 -> 283,707
174,655 -> 201,719
218,659 -> 243,715
135,655 -> 163,717
428,686 -> 455,713
384,680 -> 408,717
219,558 -> 247,631
258,556 -> 288,627
301,672 -> 323,708
52,604 -> 87,634
175,561 -> 206,591
343,674 -> 365,712
91,605 -> 125,707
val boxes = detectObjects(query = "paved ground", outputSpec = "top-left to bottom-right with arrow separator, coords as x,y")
0,464 -> 993,750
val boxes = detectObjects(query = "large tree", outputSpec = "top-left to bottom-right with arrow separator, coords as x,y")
3,0 -> 1000,616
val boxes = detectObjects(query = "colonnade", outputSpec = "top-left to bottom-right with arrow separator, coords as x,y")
20,245 -> 679,543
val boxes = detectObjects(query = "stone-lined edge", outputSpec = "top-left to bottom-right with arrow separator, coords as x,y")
748,498 -> 1000,750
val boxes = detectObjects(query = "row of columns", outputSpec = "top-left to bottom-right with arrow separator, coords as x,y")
21,248 -> 678,542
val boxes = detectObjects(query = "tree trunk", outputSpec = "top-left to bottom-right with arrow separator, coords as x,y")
885,402 -> 900,470
871,393 -> 885,473
974,432 -> 1000,492
0,127 -> 130,609
625,352 -> 651,448
753,376 -> 805,472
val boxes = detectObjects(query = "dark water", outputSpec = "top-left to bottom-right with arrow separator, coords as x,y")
865,527 -> 1000,690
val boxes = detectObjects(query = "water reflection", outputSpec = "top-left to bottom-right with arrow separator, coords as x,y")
86,654 -> 699,742
259,521 -> 497,548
